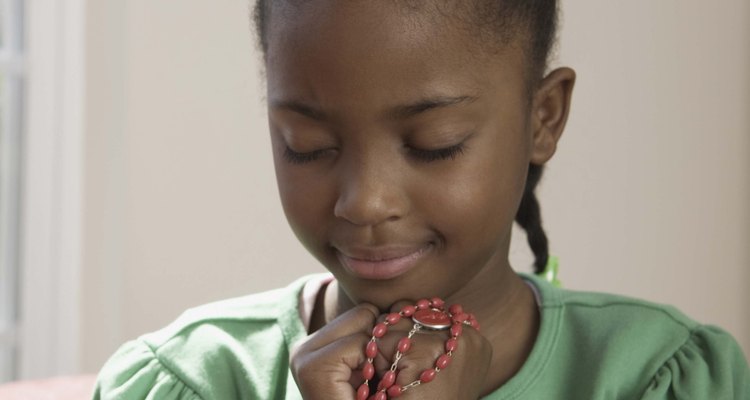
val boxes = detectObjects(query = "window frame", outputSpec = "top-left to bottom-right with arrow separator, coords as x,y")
18,0 -> 84,378
0,0 -> 25,383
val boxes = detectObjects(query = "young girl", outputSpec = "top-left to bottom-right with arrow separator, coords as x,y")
94,1 -> 750,399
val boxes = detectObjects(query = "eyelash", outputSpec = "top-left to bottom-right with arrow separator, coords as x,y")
282,143 -> 466,164
283,147 -> 331,165
407,143 -> 465,163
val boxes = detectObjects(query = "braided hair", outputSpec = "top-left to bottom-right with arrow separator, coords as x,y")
516,164 -> 548,273
252,0 -> 558,274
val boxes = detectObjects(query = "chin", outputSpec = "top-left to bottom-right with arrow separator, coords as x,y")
338,275 -> 446,313
336,280 -> 397,312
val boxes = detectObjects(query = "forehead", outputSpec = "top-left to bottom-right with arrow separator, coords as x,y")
265,1 -> 526,116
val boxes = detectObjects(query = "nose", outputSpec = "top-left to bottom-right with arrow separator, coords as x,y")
333,155 -> 408,227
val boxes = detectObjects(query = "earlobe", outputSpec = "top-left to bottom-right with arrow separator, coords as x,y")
530,67 -> 576,165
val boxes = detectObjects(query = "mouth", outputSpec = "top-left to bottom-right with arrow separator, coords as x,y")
334,243 -> 434,281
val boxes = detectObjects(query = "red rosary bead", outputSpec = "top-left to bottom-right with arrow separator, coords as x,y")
387,385 -> 403,398
397,337 -> 411,353
400,305 -> 416,317
448,304 -> 463,315
372,323 -> 388,338
445,338 -> 458,352
416,299 -> 431,310
419,369 -> 437,383
356,383 -> 369,400
377,370 -> 396,391
450,323 -> 463,337
430,297 -> 445,308
366,341 -> 378,358
385,313 -> 401,325
452,312 -> 469,323
362,362 -> 375,380
435,354 -> 452,369
373,391 -> 387,400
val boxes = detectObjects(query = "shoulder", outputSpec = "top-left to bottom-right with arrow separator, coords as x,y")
94,274 -> 321,400
640,324 -> 750,399
521,274 -> 750,399
524,273 -> 702,351
549,278 -> 702,347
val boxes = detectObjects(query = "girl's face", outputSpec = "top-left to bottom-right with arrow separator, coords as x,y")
266,2 -> 535,309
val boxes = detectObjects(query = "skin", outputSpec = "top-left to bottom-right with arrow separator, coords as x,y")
264,1 -> 575,398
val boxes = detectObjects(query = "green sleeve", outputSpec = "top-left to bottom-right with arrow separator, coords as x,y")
639,325 -> 750,400
93,339 -> 202,400
91,279 -> 311,400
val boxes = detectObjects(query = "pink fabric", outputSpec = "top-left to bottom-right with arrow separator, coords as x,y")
0,375 -> 96,400
299,273 -> 334,334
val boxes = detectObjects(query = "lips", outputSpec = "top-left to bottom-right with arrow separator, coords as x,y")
335,244 -> 433,280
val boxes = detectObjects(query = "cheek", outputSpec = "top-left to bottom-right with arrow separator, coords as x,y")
412,136 -> 529,250
272,156 -> 336,252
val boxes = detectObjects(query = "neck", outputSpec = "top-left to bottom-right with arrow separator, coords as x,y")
460,258 -> 539,394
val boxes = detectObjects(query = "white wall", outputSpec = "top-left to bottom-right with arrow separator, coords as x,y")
544,0 -> 750,353
82,0 -> 319,370
81,0 -> 750,372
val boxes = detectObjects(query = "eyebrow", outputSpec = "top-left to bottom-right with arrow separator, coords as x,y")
389,95 -> 478,119
270,95 -> 478,121
271,100 -> 327,121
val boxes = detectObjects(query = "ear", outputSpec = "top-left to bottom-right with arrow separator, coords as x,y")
529,67 -> 576,165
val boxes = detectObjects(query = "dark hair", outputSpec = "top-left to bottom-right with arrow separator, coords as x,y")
252,0 -> 557,274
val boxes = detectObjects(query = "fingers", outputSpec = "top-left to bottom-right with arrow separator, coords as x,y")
391,327 -> 491,399
291,332 -> 371,400
300,303 -> 380,353
308,332 -> 372,374
294,296 -> 490,400
288,302 -> 383,400
290,298 -> 491,400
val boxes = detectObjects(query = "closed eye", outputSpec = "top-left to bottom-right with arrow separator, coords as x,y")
283,143 -> 466,164
407,143 -> 465,162
283,146 -> 333,164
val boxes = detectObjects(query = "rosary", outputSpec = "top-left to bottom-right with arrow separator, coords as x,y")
356,297 -> 479,400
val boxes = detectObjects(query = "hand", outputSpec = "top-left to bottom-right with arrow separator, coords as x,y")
374,301 -> 492,400
290,300 -> 492,400
290,303 -> 380,400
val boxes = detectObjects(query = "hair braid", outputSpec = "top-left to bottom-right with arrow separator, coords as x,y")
515,164 -> 549,274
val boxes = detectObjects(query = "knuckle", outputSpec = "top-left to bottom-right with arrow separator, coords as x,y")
289,340 -> 319,378
289,350 -> 307,378
289,341 -> 304,363
399,335 -> 445,367
462,326 -> 486,345
353,303 -> 380,323
289,343 -> 308,366
359,302 -> 381,316
289,335 -> 312,360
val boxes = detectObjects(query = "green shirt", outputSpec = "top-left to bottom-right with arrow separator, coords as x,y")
94,274 -> 750,399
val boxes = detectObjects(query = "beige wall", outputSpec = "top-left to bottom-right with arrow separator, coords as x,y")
82,0 -> 750,372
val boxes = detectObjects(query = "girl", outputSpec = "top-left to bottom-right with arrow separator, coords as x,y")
94,1 -> 750,399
